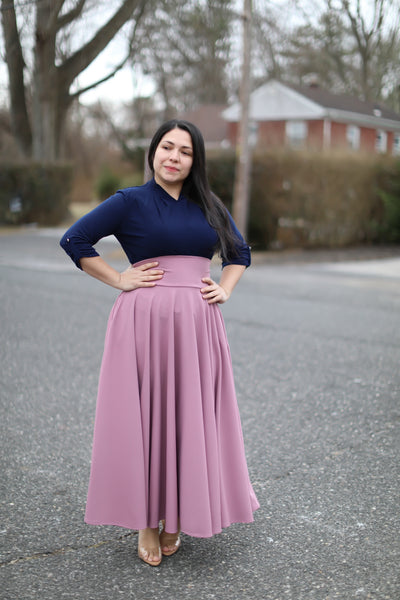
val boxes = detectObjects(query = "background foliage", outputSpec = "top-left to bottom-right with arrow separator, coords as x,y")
0,163 -> 73,225
206,152 -> 400,249
0,0 -> 399,247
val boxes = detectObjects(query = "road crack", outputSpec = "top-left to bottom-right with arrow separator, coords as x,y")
1,532 -> 136,567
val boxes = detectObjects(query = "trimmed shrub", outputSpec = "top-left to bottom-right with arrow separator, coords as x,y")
0,162 -> 73,225
95,166 -> 121,202
206,150 -> 399,250
376,160 -> 400,242
120,172 -> 144,189
206,149 -> 236,211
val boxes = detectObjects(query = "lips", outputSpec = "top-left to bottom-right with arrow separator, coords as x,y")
164,166 -> 179,173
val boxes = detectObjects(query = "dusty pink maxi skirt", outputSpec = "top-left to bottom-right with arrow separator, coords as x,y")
85,255 -> 259,537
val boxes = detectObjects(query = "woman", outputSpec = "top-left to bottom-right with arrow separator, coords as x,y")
60,119 -> 259,567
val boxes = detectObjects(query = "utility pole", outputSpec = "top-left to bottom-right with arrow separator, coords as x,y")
232,0 -> 252,237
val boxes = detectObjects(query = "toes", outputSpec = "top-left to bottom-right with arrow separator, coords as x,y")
140,547 -> 160,561
148,554 -> 159,563
138,546 -> 161,565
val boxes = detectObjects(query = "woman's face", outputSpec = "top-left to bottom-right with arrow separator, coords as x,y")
153,127 -> 193,192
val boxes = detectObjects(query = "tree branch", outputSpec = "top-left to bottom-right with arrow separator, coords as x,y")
70,53 -> 131,99
56,0 -> 86,33
47,0 -> 65,32
58,0 -> 146,90
69,1 -> 146,99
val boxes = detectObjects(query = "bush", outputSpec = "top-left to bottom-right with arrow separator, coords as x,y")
0,162 -> 73,225
376,160 -> 400,242
206,150 -> 399,250
95,166 -> 121,201
206,149 -> 236,211
120,172 -> 144,189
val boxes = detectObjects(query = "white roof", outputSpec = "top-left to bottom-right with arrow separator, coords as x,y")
223,80 -> 325,122
223,79 -> 400,131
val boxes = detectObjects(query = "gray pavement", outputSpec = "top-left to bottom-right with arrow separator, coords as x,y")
1,229 -> 399,600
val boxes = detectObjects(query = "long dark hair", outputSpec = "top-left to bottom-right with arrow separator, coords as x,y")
148,119 -> 240,260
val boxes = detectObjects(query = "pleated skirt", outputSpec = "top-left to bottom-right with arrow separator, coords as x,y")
85,255 -> 259,537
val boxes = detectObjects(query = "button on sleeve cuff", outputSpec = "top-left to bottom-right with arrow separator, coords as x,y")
60,233 -> 100,270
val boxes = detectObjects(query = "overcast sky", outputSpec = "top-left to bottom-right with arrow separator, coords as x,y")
65,0 -> 381,106
0,0 -> 390,108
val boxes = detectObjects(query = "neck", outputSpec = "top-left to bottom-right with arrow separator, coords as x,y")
154,175 -> 182,200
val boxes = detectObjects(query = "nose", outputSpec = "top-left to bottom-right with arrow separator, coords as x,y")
170,148 -> 179,161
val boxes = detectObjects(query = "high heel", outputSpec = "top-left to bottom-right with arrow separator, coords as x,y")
159,520 -> 181,557
138,528 -> 162,567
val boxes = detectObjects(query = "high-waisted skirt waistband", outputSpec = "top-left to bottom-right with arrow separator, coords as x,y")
133,255 -> 211,288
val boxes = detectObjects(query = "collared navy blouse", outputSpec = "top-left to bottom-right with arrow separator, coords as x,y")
60,179 -> 250,269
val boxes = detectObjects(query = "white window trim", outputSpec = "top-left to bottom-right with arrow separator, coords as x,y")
376,129 -> 388,153
346,125 -> 360,150
393,134 -> 400,156
286,120 -> 307,148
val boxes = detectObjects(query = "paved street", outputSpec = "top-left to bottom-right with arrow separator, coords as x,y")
1,229 -> 399,600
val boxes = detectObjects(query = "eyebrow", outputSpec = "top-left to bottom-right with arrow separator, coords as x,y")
163,139 -> 193,150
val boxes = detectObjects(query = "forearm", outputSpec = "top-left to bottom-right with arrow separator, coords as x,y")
80,256 -> 164,291
219,264 -> 246,297
80,256 -> 122,288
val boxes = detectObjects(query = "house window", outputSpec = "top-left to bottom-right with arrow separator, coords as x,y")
249,121 -> 259,147
346,125 -> 360,150
286,121 -> 307,148
393,134 -> 400,156
376,130 -> 387,153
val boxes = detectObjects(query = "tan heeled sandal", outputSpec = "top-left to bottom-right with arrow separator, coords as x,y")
138,528 -> 162,567
159,520 -> 181,557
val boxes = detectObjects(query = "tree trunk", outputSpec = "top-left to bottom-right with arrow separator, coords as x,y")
1,0 -> 32,157
4,0 -> 147,161
232,0 -> 252,237
32,1 -> 64,160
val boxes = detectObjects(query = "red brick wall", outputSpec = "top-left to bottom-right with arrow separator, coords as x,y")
360,127 -> 377,152
227,118 -> 397,155
330,122 -> 347,148
307,120 -> 324,149
227,122 -> 238,146
387,131 -> 394,154
257,121 -> 286,148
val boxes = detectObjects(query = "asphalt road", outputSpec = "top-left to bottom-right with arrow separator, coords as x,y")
1,229 -> 399,600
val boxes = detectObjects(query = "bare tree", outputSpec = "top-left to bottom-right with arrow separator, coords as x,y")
283,0 -> 400,105
134,0 -> 233,116
1,0 -> 148,161
250,0 -> 289,87
341,0 -> 397,100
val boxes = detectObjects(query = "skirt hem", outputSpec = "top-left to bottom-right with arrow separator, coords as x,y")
84,513 -> 259,539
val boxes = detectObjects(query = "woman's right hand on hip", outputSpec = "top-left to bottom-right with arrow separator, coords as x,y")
117,262 -> 164,291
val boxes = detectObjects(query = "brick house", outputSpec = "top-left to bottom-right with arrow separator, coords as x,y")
223,80 -> 400,155
181,104 -> 229,148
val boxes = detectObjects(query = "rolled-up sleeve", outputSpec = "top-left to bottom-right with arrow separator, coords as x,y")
221,212 -> 251,268
60,192 -> 127,269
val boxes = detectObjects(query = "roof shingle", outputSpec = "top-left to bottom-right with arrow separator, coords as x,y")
287,83 -> 400,122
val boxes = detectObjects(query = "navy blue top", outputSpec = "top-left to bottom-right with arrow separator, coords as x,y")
60,179 -> 250,269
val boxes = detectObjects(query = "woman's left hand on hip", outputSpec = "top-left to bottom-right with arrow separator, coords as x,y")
201,277 -> 229,304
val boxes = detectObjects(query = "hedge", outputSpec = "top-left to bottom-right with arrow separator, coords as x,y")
206,150 -> 400,250
3,155 -> 397,245
0,162 -> 73,226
